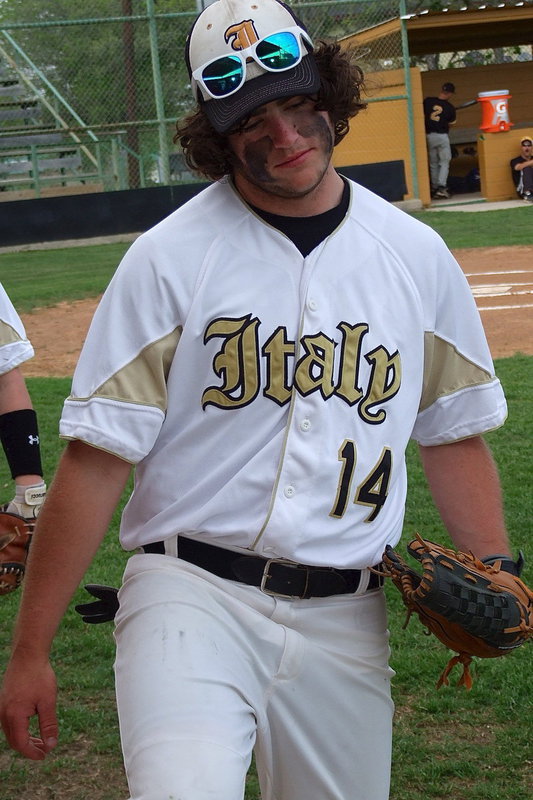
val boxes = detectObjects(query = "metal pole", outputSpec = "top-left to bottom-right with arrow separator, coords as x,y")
122,0 -> 141,188
111,136 -> 120,189
146,0 -> 170,185
30,143 -> 41,198
399,0 -> 419,199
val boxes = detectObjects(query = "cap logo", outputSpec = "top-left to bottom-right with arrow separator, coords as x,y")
224,19 -> 259,50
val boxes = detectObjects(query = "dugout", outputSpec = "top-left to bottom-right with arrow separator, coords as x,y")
335,5 -> 533,206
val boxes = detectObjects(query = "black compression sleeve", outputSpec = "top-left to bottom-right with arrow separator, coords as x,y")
0,409 -> 43,478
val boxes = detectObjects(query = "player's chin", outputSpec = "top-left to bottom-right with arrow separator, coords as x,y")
263,178 -> 320,200
271,165 -> 329,197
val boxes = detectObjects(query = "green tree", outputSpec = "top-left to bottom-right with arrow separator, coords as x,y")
0,0 -> 196,128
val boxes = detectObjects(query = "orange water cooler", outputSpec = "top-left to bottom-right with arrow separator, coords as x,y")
477,90 -> 513,132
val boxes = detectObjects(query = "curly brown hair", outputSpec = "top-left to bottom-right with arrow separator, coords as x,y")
174,41 -> 366,182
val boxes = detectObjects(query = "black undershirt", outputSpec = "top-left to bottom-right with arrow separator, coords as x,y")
250,178 -> 350,257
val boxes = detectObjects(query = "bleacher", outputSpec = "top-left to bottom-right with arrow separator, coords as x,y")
0,67 -> 102,198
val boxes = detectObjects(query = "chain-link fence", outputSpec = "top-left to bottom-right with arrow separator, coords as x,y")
0,0 -> 529,198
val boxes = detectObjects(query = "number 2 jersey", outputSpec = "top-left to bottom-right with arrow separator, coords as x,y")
424,96 -> 456,134
59,179 -> 507,568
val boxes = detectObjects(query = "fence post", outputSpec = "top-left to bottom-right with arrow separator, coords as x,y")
30,143 -> 41,198
399,0 -> 419,199
146,0 -> 170,185
95,142 -> 105,188
122,0 -> 141,188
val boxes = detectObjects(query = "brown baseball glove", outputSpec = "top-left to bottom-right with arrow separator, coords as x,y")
0,511 -> 33,595
381,534 -> 533,689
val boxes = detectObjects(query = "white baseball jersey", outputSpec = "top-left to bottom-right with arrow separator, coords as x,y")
0,282 -> 34,375
59,179 -> 507,568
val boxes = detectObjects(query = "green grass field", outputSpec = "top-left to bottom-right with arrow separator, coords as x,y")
1,206 -> 533,308
0,243 -> 129,313
0,209 -> 532,799
411,206 -> 533,248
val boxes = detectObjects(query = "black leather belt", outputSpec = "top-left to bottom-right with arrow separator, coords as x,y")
143,536 -> 383,599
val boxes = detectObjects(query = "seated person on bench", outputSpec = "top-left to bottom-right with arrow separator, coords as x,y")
510,135 -> 533,202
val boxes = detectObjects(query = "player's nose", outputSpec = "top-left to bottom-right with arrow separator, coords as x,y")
266,114 -> 300,148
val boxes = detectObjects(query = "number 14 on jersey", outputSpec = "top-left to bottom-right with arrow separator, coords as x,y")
330,440 -> 392,522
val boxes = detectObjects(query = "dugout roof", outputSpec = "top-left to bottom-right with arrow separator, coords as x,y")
343,4 -> 533,56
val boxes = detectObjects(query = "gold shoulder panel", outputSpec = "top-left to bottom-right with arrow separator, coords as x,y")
0,319 -> 22,348
420,332 -> 492,412
93,327 -> 182,411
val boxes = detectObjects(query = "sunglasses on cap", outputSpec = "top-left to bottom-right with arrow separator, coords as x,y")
522,140 -> 532,146
192,26 -> 313,100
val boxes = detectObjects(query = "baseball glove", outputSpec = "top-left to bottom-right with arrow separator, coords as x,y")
382,534 -> 533,689
0,511 -> 33,595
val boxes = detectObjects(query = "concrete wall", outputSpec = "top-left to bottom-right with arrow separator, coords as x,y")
478,130 -> 526,201
332,67 -> 431,206
0,164 -> 410,247
0,184 -> 207,247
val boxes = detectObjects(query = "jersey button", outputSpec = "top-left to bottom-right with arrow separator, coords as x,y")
284,485 -> 296,498
300,419 -> 311,432
307,299 -> 317,311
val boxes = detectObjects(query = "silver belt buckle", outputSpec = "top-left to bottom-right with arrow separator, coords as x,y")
260,558 -> 308,599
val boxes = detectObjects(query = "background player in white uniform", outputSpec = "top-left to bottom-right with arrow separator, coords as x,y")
0,282 -> 46,521
0,2 -> 514,798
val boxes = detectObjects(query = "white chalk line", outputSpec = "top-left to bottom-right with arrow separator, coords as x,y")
472,287 -> 533,298
472,282 -> 533,288
464,270 -> 533,277
463,264 -> 533,319
479,303 -> 533,311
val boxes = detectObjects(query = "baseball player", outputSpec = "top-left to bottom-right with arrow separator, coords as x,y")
0,282 -> 46,521
510,134 -> 533,201
0,2 -> 514,798
423,82 -> 457,199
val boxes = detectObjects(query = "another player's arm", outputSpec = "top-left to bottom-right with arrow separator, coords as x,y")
0,440 -> 131,760
513,158 -> 533,171
0,366 -> 33,414
418,435 -> 511,558
0,367 -> 43,487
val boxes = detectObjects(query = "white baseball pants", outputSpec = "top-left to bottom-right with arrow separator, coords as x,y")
114,553 -> 394,800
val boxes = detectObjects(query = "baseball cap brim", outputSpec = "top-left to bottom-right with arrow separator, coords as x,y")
200,53 -> 320,134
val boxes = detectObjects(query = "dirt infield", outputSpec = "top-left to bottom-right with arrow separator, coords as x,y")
19,245 -> 533,378
452,245 -> 533,359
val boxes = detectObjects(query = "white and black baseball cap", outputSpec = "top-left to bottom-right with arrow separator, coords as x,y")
185,0 -> 320,133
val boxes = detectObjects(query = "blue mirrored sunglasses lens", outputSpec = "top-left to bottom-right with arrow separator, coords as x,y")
202,55 -> 243,97
256,32 -> 300,70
